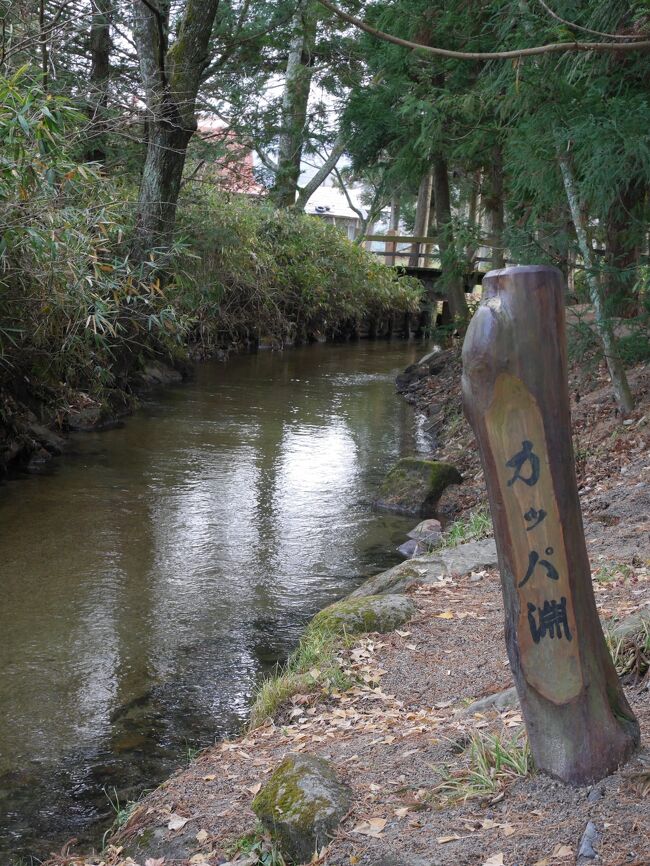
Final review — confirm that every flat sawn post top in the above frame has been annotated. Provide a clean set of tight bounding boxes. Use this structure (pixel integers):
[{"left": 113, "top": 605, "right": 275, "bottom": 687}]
[{"left": 483, "top": 263, "right": 564, "bottom": 284}]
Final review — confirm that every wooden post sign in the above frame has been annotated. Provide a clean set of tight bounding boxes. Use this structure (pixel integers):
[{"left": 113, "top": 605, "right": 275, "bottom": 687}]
[{"left": 462, "top": 265, "right": 639, "bottom": 784}]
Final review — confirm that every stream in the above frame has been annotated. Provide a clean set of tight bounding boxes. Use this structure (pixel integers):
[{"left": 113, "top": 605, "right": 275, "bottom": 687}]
[{"left": 0, "top": 340, "right": 432, "bottom": 862}]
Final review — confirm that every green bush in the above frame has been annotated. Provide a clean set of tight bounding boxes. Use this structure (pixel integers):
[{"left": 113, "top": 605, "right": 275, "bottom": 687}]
[
  {"left": 0, "top": 73, "right": 421, "bottom": 421},
  {"left": 174, "top": 189, "right": 423, "bottom": 351},
  {"left": 0, "top": 71, "right": 187, "bottom": 401}
]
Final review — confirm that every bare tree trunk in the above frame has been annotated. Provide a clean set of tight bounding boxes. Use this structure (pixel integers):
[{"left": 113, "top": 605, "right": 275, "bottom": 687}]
[
  {"left": 483, "top": 146, "right": 505, "bottom": 269},
  {"left": 462, "top": 265, "right": 639, "bottom": 784},
  {"left": 131, "top": 0, "right": 220, "bottom": 264},
  {"left": 386, "top": 194, "right": 401, "bottom": 264},
  {"left": 432, "top": 154, "right": 468, "bottom": 321},
  {"left": 86, "top": 0, "right": 111, "bottom": 164},
  {"left": 272, "top": 0, "right": 318, "bottom": 208},
  {"left": 293, "top": 132, "right": 346, "bottom": 210},
  {"left": 605, "top": 178, "right": 644, "bottom": 317},
  {"left": 464, "top": 169, "right": 480, "bottom": 267},
  {"left": 556, "top": 144, "right": 634, "bottom": 413},
  {"left": 39, "top": 0, "right": 48, "bottom": 90},
  {"left": 408, "top": 171, "right": 432, "bottom": 267},
  {"left": 134, "top": 123, "right": 193, "bottom": 259},
  {"left": 389, "top": 194, "right": 401, "bottom": 233}
]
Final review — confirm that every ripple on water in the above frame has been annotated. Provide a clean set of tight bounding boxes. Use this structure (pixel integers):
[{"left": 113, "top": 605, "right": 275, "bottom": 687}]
[{"left": 0, "top": 340, "right": 431, "bottom": 860}]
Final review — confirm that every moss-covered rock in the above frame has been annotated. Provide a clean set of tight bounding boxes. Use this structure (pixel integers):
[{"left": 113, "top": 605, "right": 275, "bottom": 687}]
[
  {"left": 308, "top": 593, "right": 415, "bottom": 637},
  {"left": 349, "top": 558, "right": 447, "bottom": 598},
  {"left": 253, "top": 753, "right": 352, "bottom": 863},
  {"left": 374, "top": 457, "right": 462, "bottom": 517}
]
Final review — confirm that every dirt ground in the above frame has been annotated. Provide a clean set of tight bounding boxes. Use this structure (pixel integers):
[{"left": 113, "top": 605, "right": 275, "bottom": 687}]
[{"left": 46, "top": 355, "right": 649, "bottom": 866}]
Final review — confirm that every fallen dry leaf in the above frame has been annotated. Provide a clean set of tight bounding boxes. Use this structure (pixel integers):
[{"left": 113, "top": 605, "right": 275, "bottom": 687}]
[
  {"left": 220, "top": 856, "right": 257, "bottom": 866},
  {"left": 393, "top": 807, "right": 410, "bottom": 818},
  {"left": 167, "top": 813, "right": 189, "bottom": 831},
  {"left": 435, "top": 611, "right": 454, "bottom": 619},
  {"left": 553, "top": 844, "right": 573, "bottom": 858},
  {"left": 202, "top": 774, "right": 216, "bottom": 782},
  {"left": 195, "top": 829, "right": 209, "bottom": 844},
  {"left": 437, "top": 834, "right": 461, "bottom": 844},
  {"left": 352, "top": 817, "right": 387, "bottom": 838},
  {"left": 501, "top": 822, "right": 515, "bottom": 837},
  {"left": 482, "top": 854, "right": 504, "bottom": 866},
  {"left": 248, "top": 782, "right": 262, "bottom": 795},
  {"left": 145, "top": 859, "right": 164, "bottom": 866}
]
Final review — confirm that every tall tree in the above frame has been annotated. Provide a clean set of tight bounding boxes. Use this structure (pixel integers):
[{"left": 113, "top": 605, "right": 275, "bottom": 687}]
[
  {"left": 86, "top": 0, "right": 111, "bottom": 163},
  {"left": 272, "top": 0, "right": 319, "bottom": 207},
  {"left": 131, "top": 0, "right": 220, "bottom": 262}
]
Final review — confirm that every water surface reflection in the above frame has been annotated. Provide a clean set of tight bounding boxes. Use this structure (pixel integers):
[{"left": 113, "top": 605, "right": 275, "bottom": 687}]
[{"left": 0, "top": 340, "right": 430, "bottom": 859}]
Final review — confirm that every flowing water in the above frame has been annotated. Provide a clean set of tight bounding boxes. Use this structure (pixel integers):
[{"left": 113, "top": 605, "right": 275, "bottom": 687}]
[{"left": 0, "top": 340, "right": 432, "bottom": 861}]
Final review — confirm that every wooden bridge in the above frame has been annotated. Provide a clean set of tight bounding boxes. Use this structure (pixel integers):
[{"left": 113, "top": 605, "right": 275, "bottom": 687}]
[{"left": 364, "top": 233, "right": 488, "bottom": 295}]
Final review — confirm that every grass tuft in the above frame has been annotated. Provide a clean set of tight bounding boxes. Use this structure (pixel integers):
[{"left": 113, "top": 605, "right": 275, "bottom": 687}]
[
  {"left": 101, "top": 787, "right": 141, "bottom": 848},
  {"left": 227, "top": 826, "right": 288, "bottom": 865},
  {"left": 431, "top": 730, "right": 532, "bottom": 804},
  {"left": 435, "top": 505, "right": 493, "bottom": 550},
  {"left": 249, "top": 627, "right": 355, "bottom": 729},
  {"left": 605, "top": 621, "right": 650, "bottom": 683},
  {"left": 593, "top": 562, "right": 632, "bottom": 584}
]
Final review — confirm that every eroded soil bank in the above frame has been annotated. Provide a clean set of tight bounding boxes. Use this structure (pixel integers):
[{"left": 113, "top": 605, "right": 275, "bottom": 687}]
[{"left": 41, "top": 352, "right": 650, "bottom": 866}]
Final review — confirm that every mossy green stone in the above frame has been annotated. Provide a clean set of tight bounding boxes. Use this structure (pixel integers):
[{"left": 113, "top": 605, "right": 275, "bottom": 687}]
[
  {"left": 253, "top": 753, "right": 351, "bottom": 863},
  {"left": 374, "top": 457, "right": 463, "bottom": 517},
  {"left": 308, "top": 593, "right": 416, "bottom": 637}
]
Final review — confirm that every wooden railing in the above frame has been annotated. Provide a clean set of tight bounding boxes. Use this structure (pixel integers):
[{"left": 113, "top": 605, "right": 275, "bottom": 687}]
[
  {"left": 363, "top": 232, "right": 513, "bottom": 269},
  {"left": 363, "top": 233, "right": 438, "bottom": 267}
]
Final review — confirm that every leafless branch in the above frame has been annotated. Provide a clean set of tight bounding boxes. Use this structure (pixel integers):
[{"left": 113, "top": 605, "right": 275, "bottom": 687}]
[{"left": 315, "top": 0, "right": 650, "bottom": 60}]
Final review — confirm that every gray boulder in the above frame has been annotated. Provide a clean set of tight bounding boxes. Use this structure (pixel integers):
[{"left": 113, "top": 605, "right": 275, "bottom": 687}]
[
  {"left": 464, "top": 686, "right": 518, "bottom": 716},
  {"left": 608, "top": 603, "right": 650, "bottom": 640},
  {"left": 253, "top": 754, "right": 352, "bottom": 863},
  {"left": 27, "top": 422, "right": 66, "bottom": 454},
  {"left": 118, "top": 824, "right": 197, "bottom": 864},
  {"left": 395, "top": 348, "right": 454, "bottom": 392},
  {"left": 351, "top": 537, "right": 498, "bottom": 598},
  {"left": 437, "top": 537, "right": 498, "bottom": 576},
  {"left": 407, "top": 518, "right": 443, "bottom": 544},
  {"left": 397, "top": 539, "right": 429, "bottom": 558},
  {"left": 135, "top": 361, "right": 183, "bottom": 388}
]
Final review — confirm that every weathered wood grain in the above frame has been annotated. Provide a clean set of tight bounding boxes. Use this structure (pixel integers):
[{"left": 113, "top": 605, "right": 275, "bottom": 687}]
[{"left": 462, "top": 265, "right": 639, "bottom": 784}]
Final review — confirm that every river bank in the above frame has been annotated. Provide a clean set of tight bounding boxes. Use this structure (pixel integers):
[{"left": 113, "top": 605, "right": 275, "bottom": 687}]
[
  {"left": 0, "top": 177, "right": 424, "bottom": 482},
  {"left": 42, "top": 349, "right": 650, "bottom": 866},
  {"left": 0, "top": 325, "right": 425, "bottom": 481},
  {"left": 58, "top": 514, "right": 649, "bottom": 866}
]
